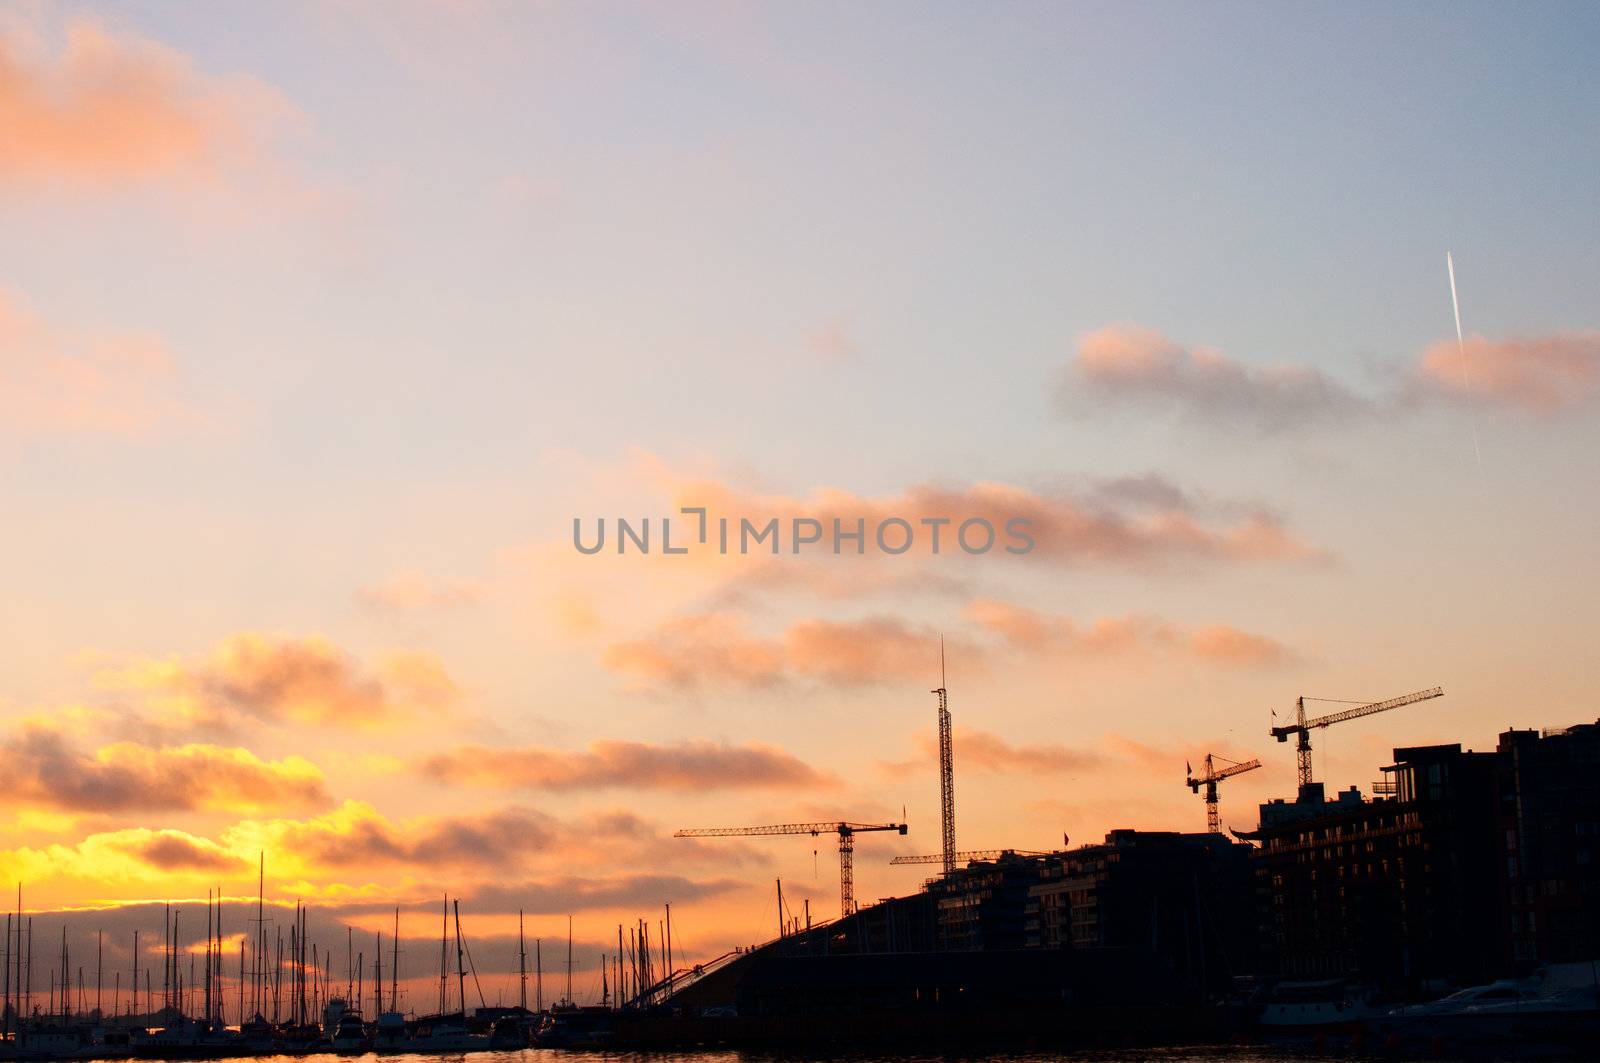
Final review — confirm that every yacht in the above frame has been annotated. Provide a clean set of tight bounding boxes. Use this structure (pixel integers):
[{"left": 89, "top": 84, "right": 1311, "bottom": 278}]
[
  {"left": 371, "top": 1011, "right": 408, "bottom": 1053},
  {"left": 1376, "top": 961, "right": 1600, "bottom": 1048}
]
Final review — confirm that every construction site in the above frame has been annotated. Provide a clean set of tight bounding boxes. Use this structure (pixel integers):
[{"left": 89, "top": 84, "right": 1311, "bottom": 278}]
[{"left": 606, "top": 676, "right": 1600, "bottom": 1054}]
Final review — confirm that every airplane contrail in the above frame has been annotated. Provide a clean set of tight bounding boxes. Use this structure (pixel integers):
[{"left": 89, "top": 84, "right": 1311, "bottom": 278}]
[{"left": 1446, "top": 251, "right": 1484, "bottom": 470}]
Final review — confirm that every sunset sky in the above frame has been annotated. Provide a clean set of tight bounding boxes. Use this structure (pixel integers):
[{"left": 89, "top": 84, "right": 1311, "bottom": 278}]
[{"left": 3, "top": 1, "right": 1598, "bottom": 1012}]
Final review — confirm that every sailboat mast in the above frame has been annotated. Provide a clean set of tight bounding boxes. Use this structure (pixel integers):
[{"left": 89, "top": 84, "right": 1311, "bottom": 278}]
[
  {"left": 255, "top": 853, "right": 264, "bottom": 1017},
  {"left": 452, "top": 900, "right": 465, "bottom": 1019},
  {"left": 389, "top": 908, "right": 399, "bottom": 1013},
  {"left": 274, "top": 926, "right": 282, "bottom": 1023},
  {"left": 565, "top": 916, "right": 572, "bottom": 1006},
  {"left": 3, "top": 911, "right": 10, "bottom": 1038},
  {"left": 204, "top": 891, "right": 213, "bottom": 1022},
  {"left": 162, "top": 905, "right": 170, "bottom": 1014},
  {"left": 517, "top": 911, "right": 526, "bottom": 1011},
  {"left": 216, "top": 889, "right": 224, "bottom": 1024},
  {"left": 437, "top": 895, "right": 447, "bottom": 1016},
  {"left": 298, "top": 903, "right": 307, "bottom": 1026}
]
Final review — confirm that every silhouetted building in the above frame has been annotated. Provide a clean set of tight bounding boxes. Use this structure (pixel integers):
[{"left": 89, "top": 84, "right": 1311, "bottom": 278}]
[
  {"left": 1026, "top": 830, "right": 1254, "bottom": 997},
  {"left": 927, "top": 851, "right": 1051, "bottom": 951},
  {"left": 1250, "top": 720, "right": 1600, "bottom": 992},
  {"left": 1496, "top": 721, "right": 1600, "bottom": 966}
]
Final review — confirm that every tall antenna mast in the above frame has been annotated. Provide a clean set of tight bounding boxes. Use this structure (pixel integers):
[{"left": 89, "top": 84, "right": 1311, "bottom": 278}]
[{"left": 933, "top": 636, "right": 956, "bottom": 876}]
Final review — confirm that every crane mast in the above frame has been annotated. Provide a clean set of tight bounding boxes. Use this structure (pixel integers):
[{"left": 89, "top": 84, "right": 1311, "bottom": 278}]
[
  {"left": 933, "top": 638, "right": 955, "bottom": 876},
  {"left": 1270, "top": 686, "right": 1443, "bottom": 787},
  {"left": 1185, "top": 753, "right": 1262, "bottom": 833}
]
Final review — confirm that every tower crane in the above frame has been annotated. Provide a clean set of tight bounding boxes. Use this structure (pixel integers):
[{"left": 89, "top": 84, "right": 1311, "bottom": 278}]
[
  {"left": 1270, "top": 686, "right": 1443, "bottom": 787},
  {"left": 889, "top": 849, "right": 1046, "bottom": 866},
  {"left": 673, "top": 821, "right": 907, "bottom": 919},
  {"left": 933, "top": 638, "right": 956, "bottom": 876},
  {"left": 1185, "top": 754, "right": 1261, "bottom": 833}
]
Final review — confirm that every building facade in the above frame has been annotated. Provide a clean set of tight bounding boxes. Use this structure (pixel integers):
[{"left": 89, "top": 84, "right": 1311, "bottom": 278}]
[
  {"left": 1025, "top": 830, "right": 1254, "bottom": 997},
  {"left": 1250, "top": 720, "right": 1600, "bottom": 991}
]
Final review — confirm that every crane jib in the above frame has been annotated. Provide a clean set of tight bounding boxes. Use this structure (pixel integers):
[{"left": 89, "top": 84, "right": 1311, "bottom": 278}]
[{"left": 1271, "top": 686, "right": 1443, "bottom": 738}]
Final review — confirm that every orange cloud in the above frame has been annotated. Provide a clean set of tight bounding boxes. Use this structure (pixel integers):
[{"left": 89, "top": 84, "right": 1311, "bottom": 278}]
[
  {"left": 420, "top": 738, "right": 829, "bottom": 792},
  {"left": 214, "top": 801, "right": 768, "bottom": 894},
  {"left": 605, "top": 600, "right": 1290, "bottom": 690},
  {"left": 602, "top": 612, "right": 785, "bottom": 687},
  {"left": 0, "top": 798, "right": 765, "bottom": 909},
  {"left": 0, "top": 826, "right": 247, "bottom": 890},
  {"left": 461, "top": 874, "right": 744, "bottom": 915},
  {"left": 602, "top": 612, "right": 951, "bottom": 688},
  {"left": 1416, "top": 332, "right": 1600, "bottom": 413},
  {"left": 1187, "top": 624, "right": 1295, "bottom": 665},
  {"left": 0, "top": 287, "right": 187, "bottom": 436},
  {"left": 965, "top": 598, "right": 1295, "bottom": 666},
  {"left": 0, "top": 17, "right": 288, "bottom": 184},
  {"left": 882, "top": 727, "right": 1102, "bottom": 778},
  {"left": 654, "top": 461, "right": 1324, "bottom": 566},
  {"left": 2, "top": 725, "right": 329, "bottom": 814},
  {"left": 1067, "top": 322, "right": 1367, "bottom": 431},
  {"left": 119, "top": 830, "right": 248, "bottom": 873},
  {"left": 101, "top": 633, "right": 458, "bottom": 731},
  {"left": 784, "top": 616, "right": 943, "bottom": 684}
]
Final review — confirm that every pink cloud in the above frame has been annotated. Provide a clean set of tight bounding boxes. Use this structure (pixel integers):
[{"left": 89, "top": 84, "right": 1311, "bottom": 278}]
[
  {"left": 965, "top": 598, "right": 1295, "bottom": 666},
  {"left": 601, "top": 612, "right": 786, "bottom": 688},
  {"left": 602, "top": 611, "right": 952, "bottom": 689},
  {"left": 881, "top": 727, "right": 1102, "bottom": 778},
  {"left": 604, "top": 600, "right": 1290, "bottom": 691},
  {"left": 101, "top": 633, "right": 459, "bottom": 731},
  {"left": 783, "top": 616, "right": 941, "bottom": 684},
  {"left": 1416, "top": 332, "right": 1600, "bottom": 413},
  {"left": 0, "top": 17, "right": 289, "bottom": 185},
  {"left": 1068, "top": 322, "right": 1367, "bottom": 431},
  {"left": 647, "top": 458, "right": 1326, "bottom": 568}
]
